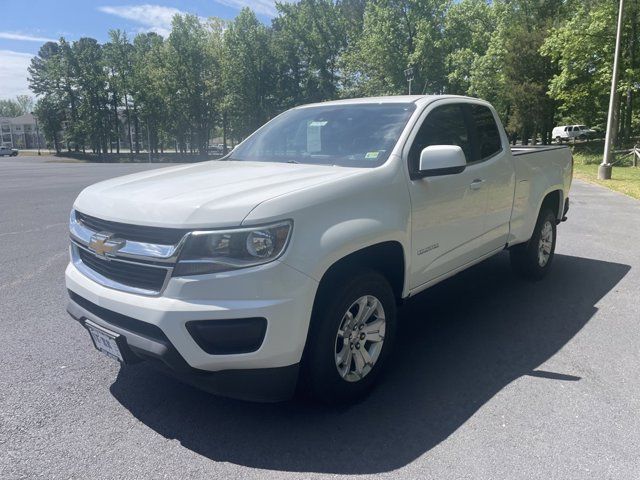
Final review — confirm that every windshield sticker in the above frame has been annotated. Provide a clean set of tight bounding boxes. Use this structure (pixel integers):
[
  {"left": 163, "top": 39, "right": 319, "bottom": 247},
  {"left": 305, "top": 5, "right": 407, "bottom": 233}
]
[
  {"left": 365, "top": 151, "right": 380, "bottom": 159},
  {"left": 309, "top": 120, "right": 328, "bottom": 127},
  {"left": 307, "top": 123, "right": 322, "bottom": 152}
]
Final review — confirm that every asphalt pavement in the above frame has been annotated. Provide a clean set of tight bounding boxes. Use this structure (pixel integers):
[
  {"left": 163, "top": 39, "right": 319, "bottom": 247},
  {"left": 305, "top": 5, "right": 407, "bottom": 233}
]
[{"left": 1, "top": 156, "right": 639, "bottom": 479}]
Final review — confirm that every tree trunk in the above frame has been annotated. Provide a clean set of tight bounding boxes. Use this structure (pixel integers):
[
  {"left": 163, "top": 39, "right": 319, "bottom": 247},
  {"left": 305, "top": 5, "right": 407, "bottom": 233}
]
[
  {"left": 223, "top": 110, "right": 228, "bottom": 155},
  {"left": 111, "top": 89, "right": 120, "bottom": 154},
  {"left": 625, "top": 1, "right": 637, "bottom": 144},
  {"left": 124, "top": 92, "right": 133, "bottom": 158},
  {"left": 133, "top": 103, "right": 140, "bottom": 154}
]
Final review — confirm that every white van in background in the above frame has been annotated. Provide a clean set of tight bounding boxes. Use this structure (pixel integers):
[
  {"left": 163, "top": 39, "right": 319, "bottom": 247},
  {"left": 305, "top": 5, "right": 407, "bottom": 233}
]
[{"left": 552, "top": 125, "right": 594, "bottom": 142}]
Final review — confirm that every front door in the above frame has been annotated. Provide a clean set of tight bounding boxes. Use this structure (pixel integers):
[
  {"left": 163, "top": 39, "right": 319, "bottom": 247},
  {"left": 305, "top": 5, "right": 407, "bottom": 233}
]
[{"left": 405, "top": 102, "right": 491, "bottom": 290}]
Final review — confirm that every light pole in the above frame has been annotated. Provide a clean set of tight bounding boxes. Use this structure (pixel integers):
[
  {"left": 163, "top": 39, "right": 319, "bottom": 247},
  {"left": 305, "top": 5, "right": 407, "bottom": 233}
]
[
  {"left": 404, "top": 67, "right": 414, "bottom": 95},
  {"left": 600, "top": 0, "right": 626, "bottom": 180},
  {"left": 31, "top": 111, "right": 42, "bottom": 156}
]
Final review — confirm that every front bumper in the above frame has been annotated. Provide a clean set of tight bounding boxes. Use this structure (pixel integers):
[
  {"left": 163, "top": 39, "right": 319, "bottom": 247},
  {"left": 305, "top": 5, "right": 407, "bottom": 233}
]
[
  {"left": 67, "top": 295, "right": 299, "bottom": 402},
  {"left": 65, "top": 258, "right": 318, "bottom": 401}
]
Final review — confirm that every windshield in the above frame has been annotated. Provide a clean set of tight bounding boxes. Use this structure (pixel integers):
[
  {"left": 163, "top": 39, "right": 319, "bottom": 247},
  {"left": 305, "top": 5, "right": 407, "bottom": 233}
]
[{"left": 228, "top": 103, "right": 416, "bottom": 167}]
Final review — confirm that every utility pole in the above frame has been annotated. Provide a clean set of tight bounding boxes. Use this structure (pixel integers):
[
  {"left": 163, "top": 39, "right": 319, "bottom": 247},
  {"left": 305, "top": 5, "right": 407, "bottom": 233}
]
[{"left": 600, "top": 0, "right": 626, "bottom": 180}]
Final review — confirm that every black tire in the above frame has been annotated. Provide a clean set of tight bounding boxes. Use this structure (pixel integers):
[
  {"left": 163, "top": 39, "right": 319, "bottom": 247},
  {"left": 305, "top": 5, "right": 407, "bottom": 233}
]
[
  {"left": 302, "top": 270, "right": 397, "bottom": 404},
  {"left": 556, "top": 136, "right": 562, "bottom": 144},
  {"left": 510, "top": 208, "right": 557, "bottom": 281}
]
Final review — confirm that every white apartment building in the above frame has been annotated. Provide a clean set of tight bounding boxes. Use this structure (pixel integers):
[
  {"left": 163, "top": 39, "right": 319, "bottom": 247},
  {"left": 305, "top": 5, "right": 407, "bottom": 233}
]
[{"left": 0, "top": 113, "right": 44, "bottom": 149}]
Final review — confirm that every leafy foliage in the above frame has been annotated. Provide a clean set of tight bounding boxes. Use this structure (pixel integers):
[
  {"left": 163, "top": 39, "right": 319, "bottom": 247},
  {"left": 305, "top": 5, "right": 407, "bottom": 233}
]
[{"left": 26, "top": 0, "right": 640, "bottom": 153}]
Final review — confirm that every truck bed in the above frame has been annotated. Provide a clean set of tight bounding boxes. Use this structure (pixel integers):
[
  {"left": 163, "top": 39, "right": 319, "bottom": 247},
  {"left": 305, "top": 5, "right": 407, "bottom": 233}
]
[
  {"left": 510, "top": 145, "right": 569, "bottom": 156},
  {"left": 507, "top": 143, "right": 573, "bottom": 246}
]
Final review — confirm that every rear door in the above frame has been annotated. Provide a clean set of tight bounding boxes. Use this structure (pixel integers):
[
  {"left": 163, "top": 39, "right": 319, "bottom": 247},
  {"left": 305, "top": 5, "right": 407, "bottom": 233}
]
[{"left": 467, "top": 103, "right": 515, "bottom": 250}]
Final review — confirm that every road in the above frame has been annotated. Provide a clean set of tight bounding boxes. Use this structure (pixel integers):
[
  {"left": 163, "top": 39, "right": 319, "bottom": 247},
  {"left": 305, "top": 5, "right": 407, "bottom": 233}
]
[{"left": 1, "top": 156, "right": 639, "bottom": 479}]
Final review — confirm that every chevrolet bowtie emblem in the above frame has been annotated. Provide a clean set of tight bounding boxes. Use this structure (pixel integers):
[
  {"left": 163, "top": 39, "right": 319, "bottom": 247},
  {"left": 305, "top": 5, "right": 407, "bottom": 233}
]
[{"left": 88, "top": 232, "right": 125, "bottom": 257}]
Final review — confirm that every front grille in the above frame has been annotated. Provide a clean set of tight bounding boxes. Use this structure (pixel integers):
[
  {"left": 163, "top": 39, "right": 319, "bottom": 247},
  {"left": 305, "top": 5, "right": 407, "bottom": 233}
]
[
  {"left": 78, "top": 248, "right": 168, "bottom": 292},
  {"left": 76, "top": 211, "right": 188, "bottom": 245}
]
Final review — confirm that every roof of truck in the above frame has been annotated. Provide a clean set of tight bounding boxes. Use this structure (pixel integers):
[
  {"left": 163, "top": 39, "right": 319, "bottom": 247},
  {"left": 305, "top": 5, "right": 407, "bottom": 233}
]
[{"left": 296, "top": 94, "right": 484, "bottom": 109}]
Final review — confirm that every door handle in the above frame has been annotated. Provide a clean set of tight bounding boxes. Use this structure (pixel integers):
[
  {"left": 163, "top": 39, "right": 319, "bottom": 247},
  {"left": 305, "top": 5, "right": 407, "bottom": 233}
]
[{"left": 470, "top": 179, "right": 485, "bottom": 190}]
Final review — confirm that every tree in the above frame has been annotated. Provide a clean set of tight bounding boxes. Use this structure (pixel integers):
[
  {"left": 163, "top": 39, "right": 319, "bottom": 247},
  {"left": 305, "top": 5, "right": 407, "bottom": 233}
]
[
  {"left": 104, "top": 30, "right": 136, "bottom": 154},
  {"left": 15, "top": 95, "right": 34, "bottom": 115},
  {"left": 23, "top": 0, "right": 640, "bottom": 158},
  {"left": 443, "top": 0, "right": 497, "bottom": 95},
  {"left": 71, "top": 37, "right": 110, "bottom": 153},
  {"left": 342, "top": 0, "right": 450, "bottom": 97},
  {"left": 34, "top": 96, "right": 63, "bottom": 153},
  {"left": 0, "top": 99, "right": 22, "bottom": 117},
  {"left": 163, "top": 14, "right": 220, "bottom": 154},
  {"left": 542, "top": 0, "right": 639, "bottom": 144},
  {"left": 469, "top": 0, "right": 562, "bottom": 144},
  {"left": 221, "top": 8, "right": 274, "bottom": 141},
  {"left": 28, "top": 41, "right": 72, "bottom": 151},
  {"left": 132, "top": 32, "right": 169, "bottom": 154},
  {"left": 0, "top": 96, "right": 34, "bottom": 116},
  {"left": 272, "top": 0, "right": 349, "bottom": 107}
]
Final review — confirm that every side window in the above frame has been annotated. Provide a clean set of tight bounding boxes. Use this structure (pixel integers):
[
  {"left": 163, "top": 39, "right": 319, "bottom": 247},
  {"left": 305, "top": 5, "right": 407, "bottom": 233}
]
[
  {"left": 408, "top": 104, "right": 472, "bottom": 172},
  {"left": 469, "top": 104, "right": 502, "bottom": 160}
]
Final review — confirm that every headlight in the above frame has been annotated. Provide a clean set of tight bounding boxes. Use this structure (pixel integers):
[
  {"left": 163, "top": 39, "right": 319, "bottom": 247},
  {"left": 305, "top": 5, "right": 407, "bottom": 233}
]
[{"left": 173, "top": 221, "right": 292, "bottom": 276}]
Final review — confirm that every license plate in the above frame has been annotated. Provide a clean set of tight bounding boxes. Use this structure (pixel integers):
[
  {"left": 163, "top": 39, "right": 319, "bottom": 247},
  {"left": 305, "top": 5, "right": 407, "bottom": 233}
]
[{"left": 86, "top": 321, "right": 124, "bottom": 362}]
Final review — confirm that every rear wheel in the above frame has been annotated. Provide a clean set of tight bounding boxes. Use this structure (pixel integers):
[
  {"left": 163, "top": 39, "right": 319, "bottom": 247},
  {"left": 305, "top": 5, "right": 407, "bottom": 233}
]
[
  {"left": 510, "top": 209, "right": 557, "bottom": 281},
  {"left": 556, "top": 136, "right": 562, "bottom": 144},
  {"left": 303, "top": 270, "right": 396, "bottom": 404}
]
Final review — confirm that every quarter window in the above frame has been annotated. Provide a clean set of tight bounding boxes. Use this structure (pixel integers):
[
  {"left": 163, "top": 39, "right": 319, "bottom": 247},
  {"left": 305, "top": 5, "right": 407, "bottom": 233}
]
[{"left": 469, "top": 104, "right": 502, "bottom": 160}]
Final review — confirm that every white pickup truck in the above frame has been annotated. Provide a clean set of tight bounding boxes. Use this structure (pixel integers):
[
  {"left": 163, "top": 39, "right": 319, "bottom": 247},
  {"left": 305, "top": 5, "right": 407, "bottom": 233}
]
[{"left": 66, "top": 95, "right": 572, "bottom": 403}]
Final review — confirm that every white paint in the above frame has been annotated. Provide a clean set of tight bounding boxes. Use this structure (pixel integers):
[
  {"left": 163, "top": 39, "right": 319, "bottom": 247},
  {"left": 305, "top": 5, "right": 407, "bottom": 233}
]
[{"left": 68, "top": 95, "right": 573, "bottom": 374}]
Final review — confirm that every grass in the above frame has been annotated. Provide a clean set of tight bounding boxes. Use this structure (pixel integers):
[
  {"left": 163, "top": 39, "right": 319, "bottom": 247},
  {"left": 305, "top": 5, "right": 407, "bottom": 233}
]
[{"left": 572, "top": 150, "right": 640, "bottom": 200}]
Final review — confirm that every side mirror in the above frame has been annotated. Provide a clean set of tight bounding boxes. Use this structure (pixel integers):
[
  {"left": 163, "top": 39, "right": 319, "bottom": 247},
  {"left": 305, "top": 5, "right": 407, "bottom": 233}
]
[{"left": 417, "top": 145, "right": 467, "bottom": 178}]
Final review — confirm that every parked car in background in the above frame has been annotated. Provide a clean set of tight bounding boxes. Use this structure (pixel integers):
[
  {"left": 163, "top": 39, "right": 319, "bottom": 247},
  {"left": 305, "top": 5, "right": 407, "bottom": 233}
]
[
  {"left": 552, "top": 125, "right": 594, "bottom": 142},
  {"left": 208, "top": 143, "right": 228, "bottom": 154},
  {"left": 0, "top": 145, "right": 18, "bottom": 156},
  {"left": 66, "top": 95, "right": 573, "bottom": 403}
]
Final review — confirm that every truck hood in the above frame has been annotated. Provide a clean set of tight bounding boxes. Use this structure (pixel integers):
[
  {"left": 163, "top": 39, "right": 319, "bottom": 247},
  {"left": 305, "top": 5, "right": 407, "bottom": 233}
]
[{"left": 74, "top": 160, "right": 362, "bottom": 228}]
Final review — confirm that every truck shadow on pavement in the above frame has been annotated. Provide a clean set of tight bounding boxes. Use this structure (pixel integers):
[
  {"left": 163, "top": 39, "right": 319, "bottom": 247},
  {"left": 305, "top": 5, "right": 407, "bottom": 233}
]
[{"left": 110, "top": 252, "right": 630, "bottom": 474}]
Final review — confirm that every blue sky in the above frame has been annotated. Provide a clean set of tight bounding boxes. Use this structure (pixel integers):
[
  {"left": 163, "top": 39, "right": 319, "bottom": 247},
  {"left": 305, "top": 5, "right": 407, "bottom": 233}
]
[{"left": 0, "top": 0, "right": 285, "bottom": 100}]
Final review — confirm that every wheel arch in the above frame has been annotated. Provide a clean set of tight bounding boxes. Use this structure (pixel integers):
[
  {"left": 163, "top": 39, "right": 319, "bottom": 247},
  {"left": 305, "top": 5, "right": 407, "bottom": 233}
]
[
  {"left": 539, "top": 188, "right": 563, "bottom": 221},
  {"left": 313, "top": 241, "right": 406, "bottom": 310}
]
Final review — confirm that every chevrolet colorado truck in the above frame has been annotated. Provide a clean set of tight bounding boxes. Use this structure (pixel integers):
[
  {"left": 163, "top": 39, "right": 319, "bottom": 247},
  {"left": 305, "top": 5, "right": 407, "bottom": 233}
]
[{"left": 66, "top": 95, "right": 572, "bottom": 403}]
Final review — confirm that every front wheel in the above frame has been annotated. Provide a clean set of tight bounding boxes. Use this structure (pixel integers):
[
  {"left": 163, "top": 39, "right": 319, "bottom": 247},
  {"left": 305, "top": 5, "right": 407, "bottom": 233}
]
[
  {"left": 303, "top": 270, "right": 396, "bottom": 404},
  {"left": 510, "top": 209, "right": 557, "bottom": 281}
]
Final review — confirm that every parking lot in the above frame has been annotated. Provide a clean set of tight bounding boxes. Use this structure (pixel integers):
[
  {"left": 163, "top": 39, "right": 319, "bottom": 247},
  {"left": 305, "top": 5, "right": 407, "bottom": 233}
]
[{"left": 1, "top": 156, "right": 640, "bottom": 479}]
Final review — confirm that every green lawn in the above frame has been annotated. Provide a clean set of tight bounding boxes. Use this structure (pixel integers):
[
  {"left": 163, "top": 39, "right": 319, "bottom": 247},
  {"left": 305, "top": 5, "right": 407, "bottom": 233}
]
[{"left": 572, "top": 152, "right": 640, "bottom": 200}]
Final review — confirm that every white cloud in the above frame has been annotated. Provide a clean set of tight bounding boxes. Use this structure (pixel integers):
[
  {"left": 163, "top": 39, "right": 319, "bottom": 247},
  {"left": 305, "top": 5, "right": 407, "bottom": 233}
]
[
  {"left": 0, "top": 32, "right": 56, "bottom": 43},
  {"left": 215, "top": 0, "right": 289, "bottom": 17},
  {"left": 0, "top": 50, "right": 33, "bottom": 100},
  {"left": 98, "top": 4, "right": 187, "bottom": 36}
]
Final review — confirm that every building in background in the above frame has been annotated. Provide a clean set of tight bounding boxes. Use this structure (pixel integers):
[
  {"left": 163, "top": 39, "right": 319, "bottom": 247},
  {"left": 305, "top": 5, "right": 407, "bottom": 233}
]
[{"left": 0, "top": 113, "right": 44, "bottom": 149}]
